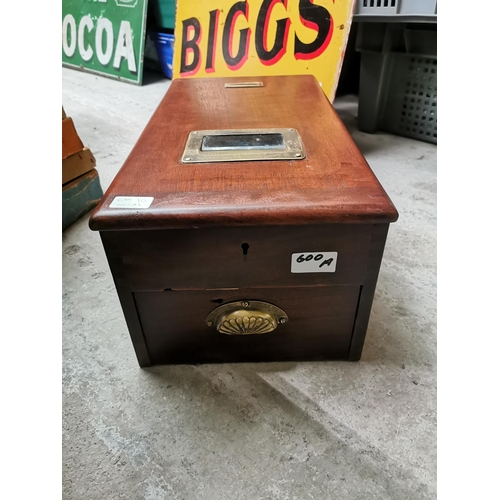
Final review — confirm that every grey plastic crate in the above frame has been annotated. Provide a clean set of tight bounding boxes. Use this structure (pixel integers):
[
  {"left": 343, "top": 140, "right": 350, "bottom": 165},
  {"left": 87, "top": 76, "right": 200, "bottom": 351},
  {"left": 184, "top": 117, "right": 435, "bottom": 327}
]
[
  {"left": 355, "top": 0, "right": 437, "bottom": 17},
  {"left": 381, "top": 54, "right": 436, "bottom": 142},
  {"left": 356, "top": 22, "right": 437, "bottom": 144}
]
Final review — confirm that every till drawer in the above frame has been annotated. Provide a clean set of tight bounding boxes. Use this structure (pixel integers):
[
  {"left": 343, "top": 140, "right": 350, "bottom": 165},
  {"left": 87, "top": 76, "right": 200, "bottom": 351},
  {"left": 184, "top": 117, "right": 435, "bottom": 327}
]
[{"left": 134, "top": 285, "right": 361, "bottom": 364}]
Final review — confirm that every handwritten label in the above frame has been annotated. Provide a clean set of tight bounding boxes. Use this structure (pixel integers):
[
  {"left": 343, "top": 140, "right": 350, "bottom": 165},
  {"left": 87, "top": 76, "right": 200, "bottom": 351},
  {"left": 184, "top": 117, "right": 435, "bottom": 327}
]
[
  {"left": 109, "top": 196, "right": 154, "bottom": 209},
  {"left": 291, "top": 252, "right": 337, "bottom": 273}
]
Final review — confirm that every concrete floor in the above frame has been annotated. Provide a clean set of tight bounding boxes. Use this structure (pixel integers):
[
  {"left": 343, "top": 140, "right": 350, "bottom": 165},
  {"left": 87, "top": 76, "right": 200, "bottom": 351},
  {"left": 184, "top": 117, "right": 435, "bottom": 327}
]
[{"left": 62, "top": 68, "right": 436, "bottom": 499}]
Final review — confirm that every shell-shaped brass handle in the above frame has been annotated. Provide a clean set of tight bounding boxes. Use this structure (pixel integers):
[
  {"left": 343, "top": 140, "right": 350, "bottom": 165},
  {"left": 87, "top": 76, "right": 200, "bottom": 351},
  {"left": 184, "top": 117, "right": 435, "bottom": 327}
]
[{"left": 206, "top": 300, "right": 288, "bottom": 335}]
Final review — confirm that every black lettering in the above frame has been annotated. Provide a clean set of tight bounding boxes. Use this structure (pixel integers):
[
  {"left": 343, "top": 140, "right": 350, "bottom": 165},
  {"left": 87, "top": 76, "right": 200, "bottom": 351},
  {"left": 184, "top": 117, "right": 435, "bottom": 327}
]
[
  {"left": 205, "top": 10, "right": 219, "bottom": 72},
  {"left": 305, "top": 254, "right": 313, "bottom": 261},
  {"left": 314, "top": 254, "right": 323, "bottom": 261},
  {"left": 294, "top": 0, "right": 333, "bottom": 60},
  {"left": 255, "top": 0, "right": 289, "bottom": 64},
  {"left": 296, "top": 254, "right": 305, "bottom": 263},
  {"left": 180, "top": 17, "right": 201, "bottom": 74},
  {"left": 319, "top": 258, "right": 334, "bottom": 268},
  {"left": 222, "top": 1, "right": 250, "bottom": 68}
]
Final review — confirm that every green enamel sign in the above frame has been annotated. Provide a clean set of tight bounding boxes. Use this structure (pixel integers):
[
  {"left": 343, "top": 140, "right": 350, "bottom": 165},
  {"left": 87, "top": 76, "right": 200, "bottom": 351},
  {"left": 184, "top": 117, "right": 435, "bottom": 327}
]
[{"left": 62, "top": 0, "right": 148, "bottom": 85}]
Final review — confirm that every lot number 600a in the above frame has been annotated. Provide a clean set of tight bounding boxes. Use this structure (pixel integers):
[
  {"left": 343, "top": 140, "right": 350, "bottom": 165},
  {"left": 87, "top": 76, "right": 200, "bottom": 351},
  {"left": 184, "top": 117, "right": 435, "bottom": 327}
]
[
  {"left": 296, "top": 253, "right": 334, "bottom": 268},
  {"left": 291, "top": 251, "right": 337, "bottom": 273}
]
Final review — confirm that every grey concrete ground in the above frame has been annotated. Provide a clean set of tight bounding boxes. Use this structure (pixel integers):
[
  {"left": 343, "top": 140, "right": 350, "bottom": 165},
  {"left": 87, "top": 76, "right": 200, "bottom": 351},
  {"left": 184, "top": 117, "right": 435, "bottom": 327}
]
[{"left": 62, "top": 68, "right": 436, "bottom": 499}]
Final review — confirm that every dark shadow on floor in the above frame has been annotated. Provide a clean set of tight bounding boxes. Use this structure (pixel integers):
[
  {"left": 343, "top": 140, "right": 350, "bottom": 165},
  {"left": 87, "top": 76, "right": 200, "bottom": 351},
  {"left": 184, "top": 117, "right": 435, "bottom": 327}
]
[{"left": 142, "top": 68, "right": 170, "bottom": 86}]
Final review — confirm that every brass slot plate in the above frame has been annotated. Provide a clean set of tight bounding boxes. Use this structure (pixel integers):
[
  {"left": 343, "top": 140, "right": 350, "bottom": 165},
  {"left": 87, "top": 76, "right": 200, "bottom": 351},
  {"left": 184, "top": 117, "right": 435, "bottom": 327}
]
[
  {"left": 225, "top": 82, "right": 263, "bottom": 88},
  {"left": 181, "top": 128, "right": 305, "bottom": 164}
]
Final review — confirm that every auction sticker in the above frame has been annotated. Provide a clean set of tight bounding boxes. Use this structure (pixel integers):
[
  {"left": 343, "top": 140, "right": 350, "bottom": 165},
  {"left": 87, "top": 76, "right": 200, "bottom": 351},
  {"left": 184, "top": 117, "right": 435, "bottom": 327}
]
[
  {"left": 109, "top": 196, "right": 154, "bottom": 208},
  {"left": 291, "top": 252, "right": 338, "bottom": 273}
]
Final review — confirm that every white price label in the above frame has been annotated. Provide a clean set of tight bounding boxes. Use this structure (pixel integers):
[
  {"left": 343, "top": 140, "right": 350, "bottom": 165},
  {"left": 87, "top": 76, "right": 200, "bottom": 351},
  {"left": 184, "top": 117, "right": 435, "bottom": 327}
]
[
  {"left": 291, "top": 252, "right": 338, "bottom": 273},
  {"left": 109, "top": 196, "right": 154, "bottom": 209}
]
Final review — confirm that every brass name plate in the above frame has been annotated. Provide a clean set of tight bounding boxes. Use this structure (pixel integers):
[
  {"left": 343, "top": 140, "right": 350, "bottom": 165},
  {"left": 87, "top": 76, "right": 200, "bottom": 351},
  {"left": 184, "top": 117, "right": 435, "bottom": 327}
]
[{"left": 181, "top": 128, "right": 305, "bottom": 164}]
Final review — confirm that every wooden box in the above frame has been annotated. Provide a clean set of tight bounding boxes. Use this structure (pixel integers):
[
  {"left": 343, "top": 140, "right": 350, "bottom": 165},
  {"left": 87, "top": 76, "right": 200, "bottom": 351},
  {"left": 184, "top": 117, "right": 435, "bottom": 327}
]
[{"left": 89, "top": 75, "right": 398, "bottom": 367}]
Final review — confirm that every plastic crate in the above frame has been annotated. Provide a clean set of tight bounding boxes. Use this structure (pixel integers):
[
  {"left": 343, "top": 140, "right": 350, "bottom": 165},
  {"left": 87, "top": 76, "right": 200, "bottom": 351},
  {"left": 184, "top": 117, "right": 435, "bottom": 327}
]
[
  {"left": 356, "top": 22, "right": 437, "bottom": 144},
  {"left": 151, "top": 32, "right": 174, "bottom": 79},
  {"left": 355, "top": 0, "right": 437, "bottom": 18}
]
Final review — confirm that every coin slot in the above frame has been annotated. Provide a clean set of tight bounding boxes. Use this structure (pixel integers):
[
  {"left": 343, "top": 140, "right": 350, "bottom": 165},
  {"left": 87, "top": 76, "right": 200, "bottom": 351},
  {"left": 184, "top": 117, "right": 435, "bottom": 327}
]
[
  {"left": 201, "top": 133, "right": 285, "bottom": 152},
  {"left": 224, "top": 82, "right": 263, "bottom": 88}
]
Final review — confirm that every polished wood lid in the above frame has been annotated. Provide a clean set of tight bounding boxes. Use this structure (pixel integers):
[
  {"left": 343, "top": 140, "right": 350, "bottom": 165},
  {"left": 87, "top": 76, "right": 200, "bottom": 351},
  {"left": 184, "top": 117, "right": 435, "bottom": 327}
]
[{"left": 90, "top": 75, "right": 398, "bottom": 231}]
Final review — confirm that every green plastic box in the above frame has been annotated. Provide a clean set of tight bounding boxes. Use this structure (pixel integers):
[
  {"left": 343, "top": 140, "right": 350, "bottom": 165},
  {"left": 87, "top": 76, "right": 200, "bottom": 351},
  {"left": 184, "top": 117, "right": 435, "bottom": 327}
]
[{"left": 151, "top": 0, "right": 176, "bottom": 30}]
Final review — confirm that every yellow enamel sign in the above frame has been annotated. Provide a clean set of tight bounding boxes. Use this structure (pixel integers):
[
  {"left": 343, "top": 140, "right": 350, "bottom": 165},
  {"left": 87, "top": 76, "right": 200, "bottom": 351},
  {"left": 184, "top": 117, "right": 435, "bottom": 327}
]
[{"left": 173, "top": 0, "right": 356, "bottom": 101}]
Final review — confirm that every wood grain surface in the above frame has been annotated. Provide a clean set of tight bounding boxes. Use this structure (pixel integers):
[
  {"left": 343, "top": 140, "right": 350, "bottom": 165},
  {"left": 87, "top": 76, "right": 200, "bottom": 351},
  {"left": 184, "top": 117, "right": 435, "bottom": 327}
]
[
  {"left": 63, "top": 147, "right": 96, "bottom": 185},
  {"left": 100, "top": 224, "right": 373, "bottom": 291},
  {"left": 62, "top": 117, "right": 84, "bottom": 160},
  {"left": 89, "top": 75, "right": 398, "bottom": 231}
]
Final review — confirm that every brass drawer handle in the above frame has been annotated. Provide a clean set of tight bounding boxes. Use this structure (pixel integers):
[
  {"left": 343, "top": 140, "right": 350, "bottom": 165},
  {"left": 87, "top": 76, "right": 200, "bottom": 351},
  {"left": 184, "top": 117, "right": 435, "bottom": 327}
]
[{"left": 206, "top": 300, "right": 288, "bottom": 335}]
